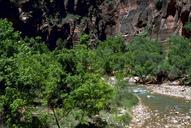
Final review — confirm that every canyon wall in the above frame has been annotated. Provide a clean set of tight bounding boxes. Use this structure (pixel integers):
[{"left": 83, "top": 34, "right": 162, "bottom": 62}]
[
  {"left": 118, "top": 0, "right": 191, "bottom": 41},
  {"left": 0, "top": 0, "right": 190, "bottom": 48},
  {"left": 0, "top": 0, "right": 118, "bottom": 48}
]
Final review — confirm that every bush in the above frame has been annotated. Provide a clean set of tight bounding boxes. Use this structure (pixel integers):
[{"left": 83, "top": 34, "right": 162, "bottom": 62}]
[
  {"left": 125, "top": 35, "right": 164, "bottom": 82},
  {"left": 184, "top": 22, "right": 191, "bottom": 31},
  {"left": 96, "top": 36, "right": 127, "bottom": 75},
  {"left": 166, "top": 36, "right": 191, "bottom": 83},
  {"left": 0, "top": 19, "right": 115, "bottom": 127}
]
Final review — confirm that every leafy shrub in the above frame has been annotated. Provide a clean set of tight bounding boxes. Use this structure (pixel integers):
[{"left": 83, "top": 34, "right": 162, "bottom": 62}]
[
  {"left": 184, "top": 22, "right": 191, "bottom": 31},
  {"left": 0, "top": 19, "right": 115, "bottom": 127},
  {"left": 96, "top": 36, "right": 127, "bottom": 75},
  {"left": 167, "top": 36, "right": 191, "bottom": 83},
  {"left": 125, "top": 35, "right": 164, "bottom": 81}
]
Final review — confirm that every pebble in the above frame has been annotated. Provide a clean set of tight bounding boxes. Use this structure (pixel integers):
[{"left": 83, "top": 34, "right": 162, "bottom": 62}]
[
  {"left": 146, "top": 83, "right": 191, "bottom": 100},
  {"left": 130, "top": 83, "right": 191, "bottom": 128},
  {"left": 171, "top": 119, "right": 178, "bottom": 123},
  {"left": 185, "top": 116, "right": 191, "bottom": 120}
]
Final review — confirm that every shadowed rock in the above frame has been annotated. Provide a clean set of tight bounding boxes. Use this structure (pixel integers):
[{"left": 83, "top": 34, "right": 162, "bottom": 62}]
[
  {"left": 0, "top": 0, "right": 190, "bottom": 49},
  {"left": 118, "top": 0, "right": 191, "bottom": 40}
]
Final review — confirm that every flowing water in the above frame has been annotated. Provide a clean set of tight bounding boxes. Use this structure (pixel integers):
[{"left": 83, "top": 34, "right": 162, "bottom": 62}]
[{"left": 128, "top": 85, "right": 191, "bottom": 128}]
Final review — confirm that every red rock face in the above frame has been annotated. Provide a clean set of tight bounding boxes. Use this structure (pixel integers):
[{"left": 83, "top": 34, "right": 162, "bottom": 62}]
[
  {"left": 118, "top": 0, "right": 191, "bottom": 40},
  {"left": 0, "top": 0, "right": 119, "bottom": 48},
  {"left": 0, "top": 0, "right": 190, "bottom": 47},
  {"left": 166, "top": 15, "right": 175, "bottom": 33}
]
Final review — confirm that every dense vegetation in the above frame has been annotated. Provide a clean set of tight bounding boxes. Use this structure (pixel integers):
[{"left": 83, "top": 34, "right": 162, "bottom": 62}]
[
  {"left": 0, "top": 19, "right": 137, "bottom": 128},
  {"left": 0, "top": 18, "right": 191, "bottom": 127}
]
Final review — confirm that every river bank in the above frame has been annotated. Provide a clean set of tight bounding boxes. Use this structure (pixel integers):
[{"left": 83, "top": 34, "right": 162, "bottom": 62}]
[
  {"left": 130, "top": 103, "right": 191, "bottom": 128},
  {"left": 126, "top": 76, "right": 191, "bottom": 100},
  {"left": 107, "top": 77, "right": 191, "bottom": 127},
  {"left": 129, "top": 102, "right": 151, "bottom": 128},
  {"left": 145, "top": 83, "right": 191, "bottom": 100},
  {"left": 128, "top": 83, "right": 191, "bottom": 128}
]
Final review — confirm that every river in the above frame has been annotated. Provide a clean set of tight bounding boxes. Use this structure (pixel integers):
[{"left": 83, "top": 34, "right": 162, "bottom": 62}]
[{"left": 128, "top": 84, "right": 191, "bottom": 128}]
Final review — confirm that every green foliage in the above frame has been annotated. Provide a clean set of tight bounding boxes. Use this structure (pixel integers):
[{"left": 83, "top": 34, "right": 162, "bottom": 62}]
[
  {"left": 112, "top": 81, "right": 138, "bottom": 109},
  {"left": 100, "top": 81, "right": 138, "bottom": 127},
  {"left": 25, "top": 37, "right": 49, "bottom": 54},
  {"left": 98, "top": 36, "right": 126, "bottom": 53},
  {"left": 184, "top": 22, "right": 191, "bottom": 31},
  {"left": 80, "top": 34, "right": 90, "bottom": 46},
  {"left": 14, "top": 53, "right": 64, "bottom": 102},
  {"left": 65, "top": 74, "right": 114, "bottom": 116},
  {"left": 0, "top": 87, "right": 33, "bottom": 128},
  {"left": 64, "top": 14, "right": 80, "bottom": 21},
  {"left": 126, "top": 35, "right": 164, "bottom": 80},
  {"left": 55, "top": 45, "right": 115, "bottom": 123},
  {"left": 0, "top": 19, "right": 21, "bottom": 57},
  {"left": 5, "top": 17, "right": 188, "bottom": 127},
  {"left": 96, "top": 36, "right": 127, "bottom": 75},
  {"left": 5, "top": 16, "right": 191, "bottom": 127},
  {"left": 166, "top": 36, "right": 191, "bottom": 82},
  {"left": 0, "top": 19, "right": 116, "bottom": 127},
  {"left": 55, "top": 44, "right": 98, "bottom": 75}
]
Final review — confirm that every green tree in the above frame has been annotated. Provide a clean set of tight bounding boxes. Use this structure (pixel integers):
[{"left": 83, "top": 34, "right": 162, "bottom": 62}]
[
  {"left": 0, "top": 19, "right": 138, "bottom": 127},
  {"left": 125, "top": 35, "right": 163, "bottom": 82},
  {"left": 184, "top": 22, "right": 191, "bottom": 31},
  {"left": 96, "top": 36, "right": 127, "bottom": 75},
  {"left": 167, "top": 36, "right": 191, "bottom": 83},
  {"left": 64, "top": 74, "right": 114, "bottom": 116}
]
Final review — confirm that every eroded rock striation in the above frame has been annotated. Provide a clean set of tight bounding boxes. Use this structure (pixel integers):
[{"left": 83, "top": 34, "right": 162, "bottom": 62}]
[
  {"left": 0, "top": 0, "right": 190, "bottom": 48},
  {"left": 0, "top": 0, "right": 118, "bottom": 48},
  {"left": 118, "top": 0, "right": 191, "bottom": 41}
]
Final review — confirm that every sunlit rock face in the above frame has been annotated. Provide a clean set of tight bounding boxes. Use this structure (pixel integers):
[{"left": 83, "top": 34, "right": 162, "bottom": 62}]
[
  {"left": 118, "top": 0, "right": 191, "bottom": 40},
  {"left": 0, "top": 0, "right": 190, "bottom": 48}
]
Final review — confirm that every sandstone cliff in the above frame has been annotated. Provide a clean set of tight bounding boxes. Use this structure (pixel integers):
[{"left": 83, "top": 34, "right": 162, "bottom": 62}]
[
  {"left": 0, "top": 0, "right": 118, "bottom": 48},
  {"left": 118, "top": 0, "right": 191, "bottom": 41},
  {"left": 0, "top": 0, "right": 190, "bottom": 48}
]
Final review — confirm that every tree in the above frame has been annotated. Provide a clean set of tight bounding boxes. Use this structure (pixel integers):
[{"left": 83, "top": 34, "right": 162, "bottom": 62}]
[
  {"left": 0, "top": 22, "right": 115, "bottom": 128},
  {"left": 125, "top": 35, "right": 163, "bottom": 82},
  {"left": 184, "top": 22, "right": 191, "bottom": 31},
  {"left": 96, "top": 36, "right": 127, "bottom": 75},
  {"left": 167, "top": 36, "right": 191, "bottom": 83},
  {"left": 64, "top": 73, "right": 114, "bottom": 116}
]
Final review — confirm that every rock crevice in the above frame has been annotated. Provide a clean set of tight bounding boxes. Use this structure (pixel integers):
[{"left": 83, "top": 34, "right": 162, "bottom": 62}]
[
  {"left": 118, "top": 0, "right": 191, "bottom": 40},
  {"left": 0, "top": 0, "right": 190, "bottom": 48}
]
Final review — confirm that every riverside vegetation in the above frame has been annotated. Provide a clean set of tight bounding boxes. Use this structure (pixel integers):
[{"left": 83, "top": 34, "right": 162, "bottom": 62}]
[{"left": 0, "top": 19, "right": 191, "bottom": 127}]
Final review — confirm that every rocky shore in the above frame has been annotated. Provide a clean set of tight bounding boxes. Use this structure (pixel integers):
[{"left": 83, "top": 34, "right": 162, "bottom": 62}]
[
  {"left": 143, "top": 110, "right": 191, "bottom": 128},
  {"left": 129, "top": 82, "right": 191, "bottom": 128},
  {"left": 146, "top": 83, "right": 191, "bottom": 100},
  {"left": 129, "top": 102, "right": 151, "bottom": 128},
  {"left": 130, "top": 101, "right": 191, "bottom": 128},
  {"left": 130, "top": 107, "right": 191, "bottom": 128}
]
